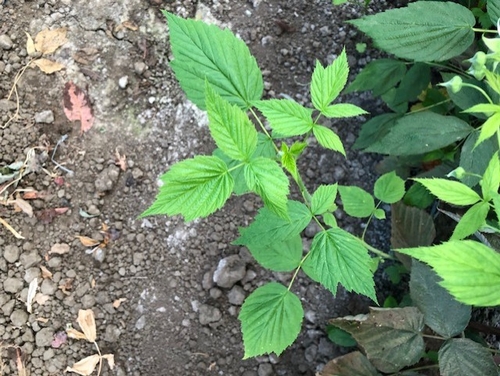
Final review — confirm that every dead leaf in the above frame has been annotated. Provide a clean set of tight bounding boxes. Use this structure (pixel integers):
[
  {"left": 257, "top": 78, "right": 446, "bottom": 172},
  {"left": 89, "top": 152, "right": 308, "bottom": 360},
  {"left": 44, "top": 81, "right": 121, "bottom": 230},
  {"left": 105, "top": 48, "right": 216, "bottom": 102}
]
[
  {"left": 122, "top": 20, "right": 138, "bottom": 31},
  {"left": 0, "top": 217, "right": 24, "bottom": 239},
  {"left": 73, "top": 48, "right": 99, "bottom": 65},
  {"left": 77, "top": 309, "right": 97, "bottom": 342},
  {"left": 66, "top": 328, "right": 87, "bottom": 340},
  {"left": 76, "top": 236, "right": 100, "bottom": 247},
  {"left": 35, "top": 292, "right": 50, "bottom": 305},
  {"left": 25, "top": 32, "right": 36, "bottom": 55},
  {"left": 32, "top": 58, "right": 65, "bottom": 74},
  {"left": 14, "top": 197, "right": 33, "bottom": 217},
  {"left": 63, "top": 81, "right": 94, "bottom": 133},
  {"left": 59, "top": 278, "right": 73, "bottom": 294},
  {"left": 22, "top": 190, "right": 47, "bottom": 200},
  {"left": 27, "top": 278, "right": 38, "bottom": 313},
  {"left": 14, "top": 348, "right": 27, "bottom": 376},
  {"left": 34, "top": 28, "right": 67, "bottom": 55},
  {"left": 40, "top": 265, "right": 53, "bottom": 279},
  {"left": 36, "top": 317, "right": 49, "bottom": 323},
  {"left": 114, "top": 149, "right": 127, "bottom": 171},
  {"left": 112, "top": 298, "right": 127, "bottom": 308},
  {"left": 54, "top": 207, "right": 69, "bottom": 214},
  {"left": 91, "top": 278, "right": 96, "bottom": 288},
  {"left": 49, "top": 243, "right": 70, "bottom": 255},
  {"left": 102, "top": 354, "right": 115, "bottom": 369},
  {"left": 65, "top": 354, "right": 100, "bottom": 376}
]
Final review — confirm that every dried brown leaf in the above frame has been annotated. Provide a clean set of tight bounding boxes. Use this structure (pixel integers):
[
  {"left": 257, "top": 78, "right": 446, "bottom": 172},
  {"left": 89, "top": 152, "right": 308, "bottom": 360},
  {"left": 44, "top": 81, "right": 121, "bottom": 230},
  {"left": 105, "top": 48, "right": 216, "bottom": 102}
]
[
  {"left": 14, "top": 348, "right": 27, "bottom": 376},
  {"left": 35, "top": 293, "right": 50, "bottom": 305},
  {"left": 49, "top": 243, "right": 70, "bottom": 255},
  {"left": 65, "top": 354, "right": 100, "bottom": 376},
  {"left": 36, "top": 317, "right": 49, "bottom": 323},
  {"left": 63, "top": 81, "right": 94, "bottom": 133},
  {"left": 77, "top": 309, "right": 97, "bottom": 342},
  {"left": 34, "top": 28, "right": 68, "bottom": 55},
  {"left": 76, "top": 236, "right": 100, "bottom": 247},
  {"left": 114, "top": 149, "right": 127, "bottom": 171},
  {"left": 112, "top": 298, "right": 127, "bottom": 308},
  {"left": 25, "top": 32, "right": 36, "bottom": 55},
  {"left": 59, "top": 278, "right": 73, "bottom": 295},
  {"left": 102, "top": 354, "right": 115, "bottom": 369},
  {"left": 66, "top": 328, "right": 87, "bottom": 340},
  {"left": 32, "top": 58, "right": 65, "bottom": 74},
  {"left": 40, "top": 265, "right": 53, "bottom": 279},
  {"left": 14, "top": 197, "right": 33, "bottom": 217},
  {"left": 122, "top": 20, "right": 138, "bottom": 31}
]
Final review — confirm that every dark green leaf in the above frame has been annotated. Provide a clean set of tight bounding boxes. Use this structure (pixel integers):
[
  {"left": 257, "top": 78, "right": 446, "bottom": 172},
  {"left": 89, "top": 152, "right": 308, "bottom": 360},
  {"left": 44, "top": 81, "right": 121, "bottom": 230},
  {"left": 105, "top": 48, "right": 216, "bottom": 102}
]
[
  {"left": 439, "top": 338, "right": 497, "bottom": 376},
  {"left": 345, "top": 59, "right": 407, "bottom": 96},
  {"left": 353, "top": 113, "right": 401, "bottom": 150},
  {"left": 460, "top": 131, "right": 498, "bottom": 188},
  {"left": 488, "top": 0, "right": 500, "bottom": 25},
  {"left": 393, "top": 63, "right": 431, "bottom": 104},
  {"left": 326, "top": 325, "right": 357, "bottom": 347},
  {"left": 403, "top": 182, "right": 435, "bottom": 209},
  {"left": 441, "top": 73, "right": 488, "bottom": 119},
  {"left": 321, "top": 352, "right": 382, "bottom": 376}
]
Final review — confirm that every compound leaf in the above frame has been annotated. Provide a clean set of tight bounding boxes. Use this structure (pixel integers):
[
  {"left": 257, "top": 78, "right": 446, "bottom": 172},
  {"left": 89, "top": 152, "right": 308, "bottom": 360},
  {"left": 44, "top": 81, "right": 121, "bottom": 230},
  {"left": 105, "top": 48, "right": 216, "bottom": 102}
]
[
  {"left": 348, "top": 2, "right": 475, "bottom": 62},
  {"left": 480, "top": 152, "right": 500, "bottom": 200},
  {"left": 255, "top": 99, "right": 314, "bottom": 136},
  {"left": 345, "top": 59, "right": 407, "bottom": 96},
  {"left": 488, "top": 0, "right": 500, "bottom": 26},
  {"left": 311, "top": 48, "right": 348, "bottom": 114},
  {"left": 451, "top": 201, "right": 489, "bottom": 240},
  {"left": 398, "top": 240, "right": 500, "bottom": 306},
  {"left": 313, "top": 125, "right": 345, "bottom": 155},
  {"left": 248, "top": 234, "right": 303, "bottom": 272},
  {"left": 413, "top": 178, "right": 481, "bottom": 206},
  {"left": 330, "top": 307, "right": 425, "bottom": 373},
  {"left": 476, "top": 111, "right": 500, "bottom": 147},
  {"left": 338, "top": 185, "right": 375, "bottom": 218},
  {"left": 239, "top": 282, "right": 303, "bottom": 358},
  {"left": 410, "top": 261, "right": 471, "bottom": 338},
  {"left": 321, "top": 352, "right": 382, "bottom": 376},
  {"left": 439, "top": 338, "right": 497, "bottom": 376},
  {"left": 303, "top": 228, "right": 376, "bottom": 301},
  {"left": 244, "top": 157, "right": 289, "bottom": 219},
  {"left": 374, "top": 171, "right": 405, "bottom": 204},
  {"left": 311, "top": 184, "right": 338, "bottom": 215},
  {"left": 165, "top": 11, "right": 263, "bottom": 109},
  {"left": 141, "top": 155, "right": 233, "bottom": 221},
  {"left": 234, "top": 200, "right": 312, "bottom": 248},
  {"left": 206, "top": 82, "right": 257, "bottom": 161}
]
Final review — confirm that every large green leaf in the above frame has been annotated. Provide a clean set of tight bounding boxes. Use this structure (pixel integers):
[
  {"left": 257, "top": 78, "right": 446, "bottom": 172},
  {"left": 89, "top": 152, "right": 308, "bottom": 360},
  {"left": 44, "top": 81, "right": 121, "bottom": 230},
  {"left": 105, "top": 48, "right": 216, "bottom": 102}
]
[
  {"left": 353, "top": 113, "right": 401, "bottom": 150},
  {"left": 311, "top": 48, "right": 349, "bottom": 114},
  {"left": 393, "top": 63, "right": 431, "bottom": 105},
  {"left": 321, "top": 352, "right": 382, "bottom": 376},
  {"left": 165, "top": 11, "right": 263, "bottom": 109},
  {"left": 234, "top": 200, "right": 312, "bottom": 248},
  {"left": 255, "top": 99, "right": 314, "bottom": 136},
  {"left": 338, "top": 185, "right": 375, "bottom": 218},
  {"left": 239, "top": 282, "right": 303, "bottom": 358},
  {"left": 410, "top": 261, "right": 471, "bottom": 338},
  {"left": 313, "top": 125, "right": 345, "bottom": 155},
  {"left": 247, "top": 234, "right": 303, "bottom": 272},
  {"left": 348, "top": 2, "right": 475, "bottom": 62},
  {"left": 345, "top": 59, "right": 406, "bottom": 96},
  {"left": 441, "top": 73, "right": 488, "bottom": 119},
  {"left": 311, "top": 184, "right": 338, "bottom": 215},
  {"left": 244, "top": 157, "right": 289, "bottom": 219},
  {"left": 398, "top": 240, "right": 500, "bottom": 306},
  {"left": 302, "top": 228, "right": 376, "bottom": 300},
  {"left": 374, "top": 171, "right": 405, "bottom": 204},
  {"left": 141, "top": 155, "right": 233, "bottom": 221},
  {"left": 481, "top": 152, "right": 500, "bottom": 201},
  {"left": 488, "top": 0, "right": 500, "bottom": 25},
  {"left": 330, "top": 307, "right": 425, "bottom": 373},
  {"left": 365, "top": 112, "right": 473, "bottom": 156},
  {"left": 413, "top": 178, "right": 481, "bottom": 206},
  {"left": 205, "top": 83, "right": 257, "bottom": 161},
  {"left": 439, "top": 338, "right": 497, "bottom": 376},
  {"left": 451, "top": 201, "right": 489, "bottom": 240},
  {"left": 459, "top": 131, "right": 498, "bottom": 188}
]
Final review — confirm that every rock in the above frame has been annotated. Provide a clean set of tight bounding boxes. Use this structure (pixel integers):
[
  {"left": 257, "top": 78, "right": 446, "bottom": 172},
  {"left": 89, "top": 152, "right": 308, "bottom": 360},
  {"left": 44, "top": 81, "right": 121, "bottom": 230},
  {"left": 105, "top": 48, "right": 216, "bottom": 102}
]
[
  {"left": 34, "top": 110, "right": 54, "bottom": 124},
  {"left": 2, "top": 300, "right": 15, "bottom": 316},
  {"left": 135, "top": 315, "right": 146, "bottom": 330},
  {"left": 81, "top": 294, "right": 96, "bottom": 308},
  {"left": 258, "top": 363, "right": 274, "bottom": 376},
  {"left": 10, "top": 309, "right": 28, "bottom": 326},
  {"left": 227, "top": 285, "right": 246, "bottom": 306},
  {"left": 134, "top": 61, "right": 147, "bottom": 75},
  {"left": 304, "top": 344, "right": 317, "bottom": 362},
  {"left": 36, "top": 327, "right": 55, "bottom": 347},
  {"left": 202, "top": 271, "right": 214, "bottom": 290},
  {"left": 4, "top": 244, "right": 20, "bottom": 263},
  {"left": 104, "top": 324, "right": 121, "bottom": 342},
  {"left": 118, "top": 76, "right": 128, "bottom": 89},
  {"left": 4, "top": 277, "right": 24, "bottom": 293},
  {"left": 132, "top": 252, "right": 144, "bottom": 266},
  {"left": 95, "top": 166, "right": 120, "bottom": 192},
  {"left": 0, "top": 99, "right": 16, "bottom": 112},
  {"left": 41, "top": 279, "right": 57, "bottom": 295},
  {"left": 198, "top": 304, "right": 221, "bottom": 325},
  {"left": 0, "top": 34, "right": 13, "bottom": 50},
  {"left": 213, "top": 255, "right": 246, "bottom": 288},
  {"left": 20, "top": 251, "right": 41, "bottom": 269},
  {"left": 24, "top": 267, "right": 41, "bottom": 283}
]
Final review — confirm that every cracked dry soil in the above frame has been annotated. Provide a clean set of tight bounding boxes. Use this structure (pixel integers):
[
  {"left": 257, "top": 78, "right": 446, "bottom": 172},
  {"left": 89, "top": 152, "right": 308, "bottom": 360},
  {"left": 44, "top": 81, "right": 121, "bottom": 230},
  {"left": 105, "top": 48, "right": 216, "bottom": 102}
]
[{"left": 0, "top": 0, "right": 399, "bottom": 375}]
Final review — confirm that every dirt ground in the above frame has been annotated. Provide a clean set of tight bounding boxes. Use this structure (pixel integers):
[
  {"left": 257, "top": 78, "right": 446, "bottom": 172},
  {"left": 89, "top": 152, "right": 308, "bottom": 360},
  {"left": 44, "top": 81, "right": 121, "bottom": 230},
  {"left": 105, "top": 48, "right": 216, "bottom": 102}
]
[{"left": 0, "top": 0, "right": 400, "bottom": 375}]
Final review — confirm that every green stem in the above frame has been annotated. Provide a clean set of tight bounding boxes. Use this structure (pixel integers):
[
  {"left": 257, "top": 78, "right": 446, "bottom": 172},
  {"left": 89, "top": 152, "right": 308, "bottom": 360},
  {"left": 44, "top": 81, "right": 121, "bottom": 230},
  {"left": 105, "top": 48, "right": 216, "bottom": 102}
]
[
  {"left": 422, "top": 334, "right": 446, "bottom": 341},
  {"left": 424, "top": 61, "right": 464, "bottom": 76},
  {"left": 288, "top": 251, "right": 311, "bottom": 291},
  {"left": 462, "top": 83, "right": 494, "bottom": 104},
  {"left": 389, "top": 364, "right": 439, "bottom": 375},
  {"left": 249, "top": 107, "right": 280, "bottom": 153},
  {"left": 361, "top": 201, "right": 381, "bottom": 241},
  {"left": 227, "top": 163, "right": 245, "bottom": 173},
  {"left": 361, "top": 240, "right": 395, "bottom": 260},
  {"left": 473, "top": 28, "right": 499, "bottom": 34},
  {"left": 405, "top": 99, "right": 452, "bottom": 115}
]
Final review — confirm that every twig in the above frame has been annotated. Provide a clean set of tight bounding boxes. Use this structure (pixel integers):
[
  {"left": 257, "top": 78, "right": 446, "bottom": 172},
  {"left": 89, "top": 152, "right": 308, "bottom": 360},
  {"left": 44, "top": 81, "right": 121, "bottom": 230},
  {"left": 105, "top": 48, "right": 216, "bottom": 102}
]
[{"left": 51, "top": 134, "right": 74, "bottom": 176}]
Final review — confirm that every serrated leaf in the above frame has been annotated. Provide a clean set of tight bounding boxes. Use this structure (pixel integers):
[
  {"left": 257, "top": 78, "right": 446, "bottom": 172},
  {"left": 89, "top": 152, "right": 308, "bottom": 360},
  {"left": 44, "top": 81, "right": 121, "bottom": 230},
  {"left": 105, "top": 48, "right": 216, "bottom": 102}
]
[
  {"left": 365, "top": 112, "right": 473, "bottom": 156},
  {"left": 374, "top": 171, "right": 405, "bottom": 204},
  {"left": 322, "top": 103, "right": 368, "bottom": 118},
  {"left": 439, "top": 338, "right": 497, "bottom": 376},
  {"left": 321, "top": 351, "right": 381, "bottom": 376},
  {"left": 331, "top": 307, "right": 425, "bottom": 373},
  {"left": 403, "top": 182, "right": 436, "bottom": 209},
  {"left": 488, "top": 0, "right": 500, "bottom": 26},
  {"left": 302, "top": 228, "right": 376, "bottom": 300},
  {"left": 338, "top": 185, "right": 375, "bottom": 218},
  {"left": 441, "top": 73, "right": 488, "bottom": 119},
  {"left": 475, "top": 111, "right": 500, "bottom": 147},
  {"left": 393, "top": 63, "right": 431, "bottom": 105},
  {"left": 234, "top": 200, "right": 312, "bottom": 248},
  {"left": 353, "top": 113, "right": 401, "bottom": 150},
  {"left": 165, "top": 12, "right": 263, "bottom": 109},
  {"left": 313, "top": 125, "right": 345, "bottom": 155},
  {"left": 255, "top": 99, "right": 314, "bottom": 136},
  {"left": 480, "top": 153, "right": 500, "bottom": 200},
  {"left": 205, "top": 83, "right": 257, "bottom": 161},
  {"left": 348, "top": 2, "right": 475, "bottom": 62},
  {"left": 322, "top": 212, "right": 337, "bottom": 228},
  {"left": 459, "top": 131, "right": 498, "bottom": 188},
  {"left": 213, "top": 149, "right": 248, "bottom": 195},
  {"left": 311, "top": 48, "right": 348, "bottom": 113},
  {"left": 345, "top": 59, "right": 407, "bottom": 96},
  {"left": 413, "top": 178, "right": 481, "bottom": 206},
  {"left": 239, "top": 283, "right": 303, "bottom": 358},
  {"left": 410, "top": 261, "right": 471, "bottom": 338},
  {"left": 311, "top": 184, "right": 338, "bottom": 215},
  {"left": 326, "top": 326, "right": 357, "bottom": 348},
  {"left": 247, "top": 234, "right": 302, "bottom": 272},
  {"left": 398, "top": 240, "right": 500, "bottom": 306},
  {"left": 451, "top": 201, "right": 489, "bottom": 240},
  {"left": 281, "top": 145, "right": 298, "bottom": 180},
  {"left": 141, "top": 155, "right": 233, "bottom": 221},
  {"left": 244, "top": 157, "right": 289, "bottom": 219}
]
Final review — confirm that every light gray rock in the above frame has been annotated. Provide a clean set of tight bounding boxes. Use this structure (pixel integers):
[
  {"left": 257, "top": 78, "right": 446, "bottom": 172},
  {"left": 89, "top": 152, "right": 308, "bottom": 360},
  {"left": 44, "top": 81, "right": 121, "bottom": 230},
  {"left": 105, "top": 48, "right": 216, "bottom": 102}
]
[
  {"left": 4, "top": 277, "right": 24, "bottom": 293},
  {"left": 24, "top": 267, "right": 41, "bottom": 283},
  {"left": 20, "top": 251, "right": 41, "bottom": 269},
  {"left": 135, "top": 315, "right": 146, "bottom": 330},
  {"left": 41, "top": 279, "right": 57, "bottom": 295},
  {"left": 213, "top": 255, "right": 246, "bottom": 288},
  {"left": 4, "top": 245, "right": 20, "bottom": 263},
  {"left": 258, "top": 363, "right": 274, "bottom": 376},
  {"left": 34, "top": 110, "right": 54, "bottom": 124},
  {"left": 104, "top": 324, "right": 121, "bottom": 342},
  {"left": 95, "top": 166, "right": 120, "bottom": 192},
  {"left": 227, "top": 285, "right": 246, "bottom": 306},
  {"left": 36, "top": 327, "right": 55, "bottom": 347},
  {"left": 0, "top": 99, "right": 16, "bottom": 112},
  {"left": 2, "top": 300, "right": 15, "bottom": 316},
  {"left": 199, "top": 304, "right": 221, "bottom": 325},
  {"left": 10, "top": 309, "right": 28, "bottom": 326},
  {"left": 0, "top": 34, "right": 13, "bottom": 50}
]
